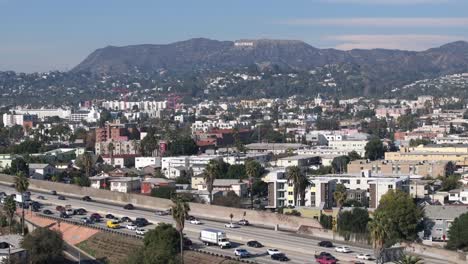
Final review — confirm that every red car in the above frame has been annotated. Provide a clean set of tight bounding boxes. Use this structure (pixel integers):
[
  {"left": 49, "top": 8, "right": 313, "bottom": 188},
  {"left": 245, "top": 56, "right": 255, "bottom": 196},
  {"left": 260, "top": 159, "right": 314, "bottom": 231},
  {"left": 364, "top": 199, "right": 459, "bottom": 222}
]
[{"left": 316, "top": 256, "right": 337, "bottom": 264}]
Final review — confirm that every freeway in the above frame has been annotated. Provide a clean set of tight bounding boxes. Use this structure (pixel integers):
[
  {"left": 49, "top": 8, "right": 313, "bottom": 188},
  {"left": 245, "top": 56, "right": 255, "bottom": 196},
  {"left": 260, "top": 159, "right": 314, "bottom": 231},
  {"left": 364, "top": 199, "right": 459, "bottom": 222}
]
[{"left": 0, "top": 185, "right": 451, "bottom": 264}]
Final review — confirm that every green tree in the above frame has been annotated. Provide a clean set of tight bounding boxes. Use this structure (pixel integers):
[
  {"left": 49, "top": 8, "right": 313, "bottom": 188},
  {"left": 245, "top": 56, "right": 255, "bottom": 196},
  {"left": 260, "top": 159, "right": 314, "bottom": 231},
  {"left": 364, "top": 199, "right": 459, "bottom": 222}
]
[
  {"left": 107, "top": 142, "right": 115, "bottom": 165},
  {"left": 440, "top": 175, "right": 462, "bottom": 191},
  {"left": 21, "top": 228, "right": 64, "bottom": 264},
  {"left": 212, "top": 191, "right": 241, "bottom": 208},
  {"left": 348, "top": 151, "right": 361, "bottom": 161},
  {"left": 395, "top": 255, "right": 423, "bottom": 264},
  {"left": 151, "top": 186, "right": 176, "bottom": 199},
  {"left": 320, "top": 214, "right": 333, "bottom": 230},
  {"left": 3, "top": 196, "right": 16, "bottom": 233},
  {"left": 8, "top": 158, "right": 29, "bottom": 175},
  {"left": 398, "top": 114, "right": 418, "bottom": 132},
  {"left": 76, "top": 152, "right": 94, "bottom": 178},
  {"left": 203, "top": 160, "right": 221, "bottom": 204},
  {"left": 245, "top": 159, "right": 262, "bottom": 208},
  {"left": 371, "top": 190, "right": 424, "bottom": 248},
  {"left": 252, "top": 180, "right": 268, "bottom": 197},
  {"left": 168, "top": 136, "right": 198, "bottom": 156},
  {"left": 141, "top": 131, "right": 159, "bottom": 156},
  {"left": 337, "top": 208, "right": 370, "bottom": 241},
  {"left": 287, "top": 166, "right": 309, "bottom": 206},
  {"left": 365, "top": 138, "right": 385, "bottom": 161},
  {"left": 171, "top": 196, "right": 190, "bottom": 264},
  {"left": 14, "top": 172, "right": 29, "bottom": 235},
  {"left": 333, "top": 183, "right": 347, "bottom": 208},
  {"left": 446, "top": 212, "right": 468, "bottom": 250},
  {"left": 224, "top": 164, "right": 246, "bottom": 179},
  {"left": 331, "top": 156, "right": 350, "bottom": 174}
]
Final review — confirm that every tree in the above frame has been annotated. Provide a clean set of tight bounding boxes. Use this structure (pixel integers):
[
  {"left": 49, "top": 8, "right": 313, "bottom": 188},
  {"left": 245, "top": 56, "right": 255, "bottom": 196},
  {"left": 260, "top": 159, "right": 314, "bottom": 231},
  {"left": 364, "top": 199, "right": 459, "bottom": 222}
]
[
  {"left": 141, "top": 130, "right": 158, "bottom": 156},
  {"left": 348, "top": 151, "right": 361, "bottom": 161},
  {"left": 224, "top": 164, "right": 246, "bottom": 180},
  {"left": 445, "top": 161, "right": 457, "bottom": 176},
  {"left": 333, "top": 183, "right": 347, "bottom": 208},
  {"left": 171, "top": 196, "right": 190, "bottom": 264},
  {"left": 395, "top": 255, "right": 423, "bottom": 264},
  {"left": 203, "top": 160, "right": 221, "bottom": 204},
  {"left": 229, "top": 213, "right": 234, "bottom": 224},
  {"left": 331, "top": 156, "right": 350, "bottom": 174},
  {"left": 440, "top": 175, "right": 462, "bottom": 191},
  {"left": 135, "top": 223, "right": 180, "bottom": 264},
  {"left": 14, "top": 172, "right": 29, "bottom": 235},
  {"left": 446, "top": 212, "right": 468, "bottom": 250},
  {"left": 76, "top": 152, "right": 94, "bottom": 178},
  {"left": 337, "top": 208, "right": 370, "bottom": 241},
  {"left": 3, "top": 196, "right": 16, "bottom": 233},
  {"left": 320, "top": 214, "right": 333, "bottom": 230},
  {"left": 252, "top": 180, "right": 268, "bottom": 197},
  {"left": 398, "top": 114, "right": 418, "bottom": 132},
  {"left": 8, "top": 158, "right": 29, "bottom": 175},
  {"left": 212, "top": 191, "right": 241, "bottom": 208},
  {"left": 108, "top": 142, "right": 115, "bottom": 165},
  {"left": 245, "top": 159, "right": 262, "bottom": 208},
  {"left": 365, "top": 138, "right": 385, "bottom": 161},
  {"left": 287, "top": 166, "right": 309, "bottom": 206},
  {"left": 21, "top": 228, "right": 64, "bottom": 264},
  {"left": 167, "top": 136, "right": 198, "bottom": 156},
  {"left": 371, "top": 190, "right": 424, "bottom": 248},
  {"left": 151, "top": 186, "right": 176, "bottom": 199}
]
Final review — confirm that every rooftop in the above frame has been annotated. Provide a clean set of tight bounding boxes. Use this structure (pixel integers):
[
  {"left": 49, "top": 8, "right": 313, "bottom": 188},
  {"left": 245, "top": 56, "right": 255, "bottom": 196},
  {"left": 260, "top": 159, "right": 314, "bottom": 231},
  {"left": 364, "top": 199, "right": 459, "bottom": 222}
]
[{"left": 424, "top": 205, "right": 468, "bottom": 220}]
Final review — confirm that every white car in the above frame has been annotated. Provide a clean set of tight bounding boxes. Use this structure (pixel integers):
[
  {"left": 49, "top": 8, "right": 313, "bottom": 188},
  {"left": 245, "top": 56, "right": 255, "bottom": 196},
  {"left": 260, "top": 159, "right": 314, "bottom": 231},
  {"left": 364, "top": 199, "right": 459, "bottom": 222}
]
[
  {"left": 190, "top": 219, "right": 201, "bottom": 225},
  {"left": 335, "top": 246, "right": 351, "bottom": 253},
  {"left": 136, "top": 228, "right": 147, "bottom": 235},
  {"left": 267, "top": 248, "right": 281, "bottom": 255},
  {"left": 224, "top": 223, "right": 239, "bottom": 228},
  {"left": 356, "top": 253, "right": 372, "bottom": 260},
  {"left": 234, "top": 248, "right": 250, "bottom": 258},
  {"left": 126, "top": 224, "right": 137, "bottom": 230}
]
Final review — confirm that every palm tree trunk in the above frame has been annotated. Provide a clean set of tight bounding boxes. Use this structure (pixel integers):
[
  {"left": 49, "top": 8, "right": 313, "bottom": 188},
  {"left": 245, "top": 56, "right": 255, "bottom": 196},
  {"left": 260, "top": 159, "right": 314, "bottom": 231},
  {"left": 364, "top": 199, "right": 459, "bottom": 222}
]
[
  {"left": 250, "top": 177, "right": 253, "bottom": 209},
  {"left": 179, "top": 231, "right": 184, "bottom": 264},
  {"left": 21, "top": 205, "right": 25, "bottom": 235}
]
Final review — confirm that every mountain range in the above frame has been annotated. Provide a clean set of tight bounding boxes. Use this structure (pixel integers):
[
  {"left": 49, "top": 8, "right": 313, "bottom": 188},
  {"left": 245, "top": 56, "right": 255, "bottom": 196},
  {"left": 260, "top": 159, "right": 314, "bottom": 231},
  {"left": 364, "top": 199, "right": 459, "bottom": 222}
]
[{"left": 73, "top": 38, "right": 468, "bottom": 95}]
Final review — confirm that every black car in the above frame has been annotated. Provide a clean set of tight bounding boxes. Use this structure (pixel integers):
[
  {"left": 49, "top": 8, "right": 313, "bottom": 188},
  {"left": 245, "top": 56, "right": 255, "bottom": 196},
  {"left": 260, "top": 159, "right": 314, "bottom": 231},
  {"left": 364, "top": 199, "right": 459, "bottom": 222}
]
[
  {"left": 123, "top": 204, "right": 134, "bottom": 210},
  {"left": 105, "top": 214, "right": 115, "bottom": 219},
  {"left": 74, "top": 208, "right": 87, "bottom": 215},
  {"left": 134, "top": 218, "right": 149, "bottom": 227},
  {"left": 59, "top": 212, "right": 70, "bottom": 218},
  {"left": 58, "top": 195, "right": 66, "bottom": 200},
  {"left": 43, "top": 209, "right": 53, "bottom": 215},
  {"left": 186, "top": 215, "right": 195, "bottom": 221},
  {"left": 183, "top": 237, "right": 193, "bottom": 249},
  {"left": 247, "top": 240, "right": 263, "bottom": 248},
  {"left": 316, "top": 252, "right": 335, "bottom": 259},
  {"left": 120, "top": 216, "right": 131, "bottom": 222},
  {"left": 318, "top": 241, "right": 334, "bottom": 248},
  {"left": 271, "top": 253, "right": 289, "bottom": 261},
  {"left": 51, "top": 190, "right": 57, "bottom": 195},
  {"left": 82, "top": 196, "right": 92, "bottom": 202}
]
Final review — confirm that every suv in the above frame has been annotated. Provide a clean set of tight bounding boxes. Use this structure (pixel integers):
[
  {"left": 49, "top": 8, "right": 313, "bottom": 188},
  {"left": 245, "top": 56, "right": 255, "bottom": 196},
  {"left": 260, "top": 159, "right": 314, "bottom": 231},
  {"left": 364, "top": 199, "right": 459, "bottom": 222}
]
[
  {"left": 318, "top": 241, "right": 334, "bottom": 248},
  {"left": 134, "top": 218, "right": 149, "bottom": 227},
  {"left": 123, "top": 204, "right": 134, "bottom": 210},
  {"left": 247, "top": 240, "right": 263, "bottom": 248}
]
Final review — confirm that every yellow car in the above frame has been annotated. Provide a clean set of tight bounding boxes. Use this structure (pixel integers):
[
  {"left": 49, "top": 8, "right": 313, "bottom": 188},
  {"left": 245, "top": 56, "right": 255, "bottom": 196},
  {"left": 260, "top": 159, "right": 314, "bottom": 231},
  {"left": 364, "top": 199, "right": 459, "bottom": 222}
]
[{"left": 106, "top": 220, "right": 120, "bottom": 229}]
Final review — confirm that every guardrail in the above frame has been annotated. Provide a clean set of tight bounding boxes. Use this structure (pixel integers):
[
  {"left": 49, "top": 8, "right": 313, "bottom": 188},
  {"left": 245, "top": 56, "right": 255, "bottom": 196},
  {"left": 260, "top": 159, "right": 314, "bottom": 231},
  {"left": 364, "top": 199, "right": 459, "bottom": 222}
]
[{"left": 36, "top": 213, "right": 260, "bottom": 264}]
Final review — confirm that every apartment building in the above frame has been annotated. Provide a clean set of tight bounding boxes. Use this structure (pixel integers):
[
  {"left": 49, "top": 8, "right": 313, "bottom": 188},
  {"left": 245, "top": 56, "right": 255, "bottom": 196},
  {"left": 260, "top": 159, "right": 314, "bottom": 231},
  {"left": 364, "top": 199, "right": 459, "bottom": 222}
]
[
  {"left": 245, "top": 143, "right": 307, "bottom": 155},
  {"left": 2, "top": 113, "right": 37, "bottom": 127},
  {"left": 13, "top": 108, "right": 71, "bottom": 120},
  {"left": 265, "top": 169, "right": 288, "bottom": 208},
  {"left": 135, "top": 157, "right": 161, "bottom": 170},
  {"left": 348, "top": 160, "right": 448, "bottom": 178},
  {"left": 161, "top": 155, "right": 222, "bottom": 178},
  {"left": 95, "top": 140, "right": 141, "bottom": 156},
  {"left": 222, "top": 153, "right": 270, "bottom": 165},
  {"left": 109, "top": 177, "right": 141, "bottom": 193},
  {"left": 276, "top": 155, "right": 320, "bottom": 168},
  {"left": 328, "top": 139, "right": 368, "bottom": 157},
  {"left": 385, "top": 144, "right": 468, "bottom": 167}
]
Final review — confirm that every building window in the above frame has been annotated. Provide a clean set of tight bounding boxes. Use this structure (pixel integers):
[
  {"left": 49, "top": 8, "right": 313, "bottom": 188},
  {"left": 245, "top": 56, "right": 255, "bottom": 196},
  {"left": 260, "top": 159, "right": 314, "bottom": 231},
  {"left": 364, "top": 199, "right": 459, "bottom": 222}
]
[
  {"left": 388, "top": 185, "right": 393, "bottom": 189},
  {"left": 356, "top": 180, "right": 361, "bottom": 184},
  {"left": 288, "top": 192, "right": 293, "bottom": 195}
]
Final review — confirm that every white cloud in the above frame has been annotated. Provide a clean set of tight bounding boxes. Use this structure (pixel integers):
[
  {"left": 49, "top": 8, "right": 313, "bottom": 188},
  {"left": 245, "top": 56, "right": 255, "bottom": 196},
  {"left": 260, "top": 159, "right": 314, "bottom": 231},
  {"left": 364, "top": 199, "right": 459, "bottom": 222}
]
[
  {"left": 319, "top": 0, "right": 451, "bottom": 4},
  {"left": 324, "top": 34, "right": 467, "bottom": 50},
  {"left": 281, "top": 17, "right": 468, "bottom": 27}
]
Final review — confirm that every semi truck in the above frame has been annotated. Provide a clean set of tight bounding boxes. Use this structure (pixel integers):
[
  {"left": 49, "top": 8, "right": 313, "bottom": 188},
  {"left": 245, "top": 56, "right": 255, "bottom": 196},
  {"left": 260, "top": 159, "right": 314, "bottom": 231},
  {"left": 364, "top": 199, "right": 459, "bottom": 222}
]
[{"left": 199, "top": 229, "right": 231, "bottom": 249}]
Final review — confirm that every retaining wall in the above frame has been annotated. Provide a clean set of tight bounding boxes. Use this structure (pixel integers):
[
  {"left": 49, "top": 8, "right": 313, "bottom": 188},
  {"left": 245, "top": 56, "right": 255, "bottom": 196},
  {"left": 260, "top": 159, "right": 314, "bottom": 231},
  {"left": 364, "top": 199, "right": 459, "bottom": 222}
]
[{"left": 0, "top": 174, "right": 321, "bottom": 230}]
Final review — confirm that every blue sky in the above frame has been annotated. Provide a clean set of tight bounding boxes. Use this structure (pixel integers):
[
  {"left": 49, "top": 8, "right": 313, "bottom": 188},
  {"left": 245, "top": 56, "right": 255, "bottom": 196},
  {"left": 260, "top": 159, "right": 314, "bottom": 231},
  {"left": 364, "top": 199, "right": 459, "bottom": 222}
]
[{"left": 1, "top": 0, "right": 468, "bottom": 72}]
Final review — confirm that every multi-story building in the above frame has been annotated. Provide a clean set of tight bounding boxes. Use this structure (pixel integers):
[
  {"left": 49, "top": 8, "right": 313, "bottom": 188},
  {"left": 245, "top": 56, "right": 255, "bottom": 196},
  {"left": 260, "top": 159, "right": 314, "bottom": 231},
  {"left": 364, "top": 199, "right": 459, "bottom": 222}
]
[
  {"left": 161, "top": 155, "right": 222, "bottom": 178},
  {"left": 13, "top": 108, "right": 71, "bottom": 120},
  {"left": 385, "top": 144, "right": 468, "bottom": 168},
  {"left": 265, "top": 168, "right": 288, "bottom": 209},
  {"left": 102, "top": 100, "right": 167, "bottom": 112},
  {"left": 222, "top": 153, "right": 270, "bottom": 165},
  {"left": 109, "top": 177, "right": 141, "bottom": 193},
  {"left": 135, "top": 157, "right": 161, "bottom": 170},
  {"left": 95, "top": 123, "right": 139, "bottom": 143},
  {"left": 328, "top": 139, "right": 368, "bottom": 157},
  {"left": 95, "top": 140, "right": 141, "bottom": 156},
  {"left": 276, "top": 155, "right": 320, "bottom": 168},
  {"left": 348, "top": 160, "right": 448, "bottom": 178},
  {"left": 2, "top": 113, "right": 37, "bottom": 127},
  {"left": 245, "top": 143, "right": 307, "bottom": 155},
  {"left": 195, "top": 179, "right": 248, "bottom": 198}
]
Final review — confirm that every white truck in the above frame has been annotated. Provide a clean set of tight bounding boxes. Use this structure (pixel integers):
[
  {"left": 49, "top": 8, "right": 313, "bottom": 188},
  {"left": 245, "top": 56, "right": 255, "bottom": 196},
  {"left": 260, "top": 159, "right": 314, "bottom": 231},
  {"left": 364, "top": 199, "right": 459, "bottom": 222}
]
[
  {"left": 12, "top": 193, "right": 30, "bottom": 204},
  {"left": 200, "top": 229, "right": 231, "bottom": 249}
]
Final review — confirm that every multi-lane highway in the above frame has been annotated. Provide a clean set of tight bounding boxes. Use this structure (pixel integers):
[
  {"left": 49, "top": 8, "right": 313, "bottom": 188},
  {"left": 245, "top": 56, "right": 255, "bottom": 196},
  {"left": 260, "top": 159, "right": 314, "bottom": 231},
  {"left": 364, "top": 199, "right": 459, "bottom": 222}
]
[{"left": 0, "top": 185, "right": 451, "bottom": 264}]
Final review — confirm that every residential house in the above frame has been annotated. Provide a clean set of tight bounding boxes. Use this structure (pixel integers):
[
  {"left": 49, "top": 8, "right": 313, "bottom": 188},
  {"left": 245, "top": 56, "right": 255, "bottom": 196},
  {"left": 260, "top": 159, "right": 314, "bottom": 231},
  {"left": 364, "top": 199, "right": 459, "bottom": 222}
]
[
  {"left": 424, "top": 205, "right": 468, "bottom": 241},
  {"left": 141, "top": 178, "right": 176, "bottom": 194},
  {"left": 109, "top": 177, "right": 141, "bottom": 193},
  {"left": 28, "top": 163, "right": 55, "bottom": 180},
  {"left": 0, "top": 235, "right": 28, "bottom": 263}
]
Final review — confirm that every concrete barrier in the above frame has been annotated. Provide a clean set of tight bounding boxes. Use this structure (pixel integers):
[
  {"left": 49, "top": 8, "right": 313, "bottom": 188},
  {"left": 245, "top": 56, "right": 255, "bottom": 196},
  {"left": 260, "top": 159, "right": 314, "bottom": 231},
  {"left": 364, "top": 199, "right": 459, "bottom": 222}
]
[
  {"left": 0, "top": 174, "right": 321, "bottom": 231},
  {"left": 401, "top": 242, "right": 468, "bottom": 264}
]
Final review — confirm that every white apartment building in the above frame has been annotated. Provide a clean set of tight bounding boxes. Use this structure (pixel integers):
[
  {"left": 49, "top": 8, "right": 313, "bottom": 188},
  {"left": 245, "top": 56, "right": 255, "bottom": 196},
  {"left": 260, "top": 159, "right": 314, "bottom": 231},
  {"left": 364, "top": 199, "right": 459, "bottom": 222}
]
[
  {"left": 69, "top": 108, "right": 101, "bottom": 123},
  {"left": 14, "top": 108, "right": 71, "bottom": 120},
  {"left": 191, "top": 120, "right": 250, "bottom": 132},
  {"left": 222, "top": 153, "right": 270, "bottom": 165},
  {"left": 109, "top": 177, "right": 141, "bottom": 193},
  {"left": 161, "top": 155, "right": 222, "bottom": 178},
  {"left": 276, "top": 155, "right": 320, "bottom": 168},
  {"left": 2, "top": 113, "right": 37, "bottom": 127},
  {"left": 265, "top": 168, "right": 288, "bottom": 208},
  {"left": 102, "top": 100, "right": 167, "bottom": 112},
  {"left": 435, "top": 135, "right": 468, "bottom": 145},
  {"left": 135, "top": 157, "right": 162, "bottom": 170},
  {"left": 328, "top": 140, "right": 368, "bottom": 157}
]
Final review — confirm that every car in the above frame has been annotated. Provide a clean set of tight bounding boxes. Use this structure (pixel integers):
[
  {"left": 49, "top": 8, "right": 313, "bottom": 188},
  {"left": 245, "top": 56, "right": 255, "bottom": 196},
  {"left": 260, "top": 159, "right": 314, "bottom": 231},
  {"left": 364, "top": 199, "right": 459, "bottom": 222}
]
[
  {"left": 126, "top": 224, "right": 137, "bottom": 230},
  {"left": 134, "top": 218, "right": 149, "bottom": 227},
  {"left": 318, "top": 241, "right": 334, "bottom": 248},
  {"left": 224, "top": 223, "right": 239, "bottom": 228},
  {"left": 356, "top": 254, "right": 372, "bottom": 260},
  {"left": 73, "top": 208, "right": 87, "bottom": 215},
  {"left": 105, "top": 214, "right": 115, "bottom": 219},
  {"left": 81, "top": 217, "right": 93, "bottom": 224},
  {"left": 37, "top": 195, "right": 45, "bottom": 200},
  {"left": 315, "top": 252, "right": 335, "bottom": 259},
  {"left": 155, "top": 210, "right": 170, "bottom": 216},
  {"left": 316, "top": 256, "right": 337, "bottom": 264},
  {"left": 271, "top": 253, "right": 289, "bottom": 261},
  {"left": 106, "top": 220, "right": 120, "bottom": 229},
  {"left": 247, "top": 240, "right": 263, "bottom": 248},
  {"left": 65, "top": 209, "right": 74, "bottom": 216},
  {"left": 267, "top": 249, "right": 281, "bottom": 255},
  {"left": 58, "top": 195, "right": 66, "bottom": 200},
  {"left": 59, "top": 212, "right": 69, "bottom": 218},
  {"left": 135, "top": 228, "right": 147, "bottom": 235},
  {"left": 335, "top": 246, "right": 351, "bottom": 253},
  {"left": 190, "top": 219, "right": 201, "bottom": 225},
  {"left": 90, "top": 213, "right": 102, "bottom": 221},
  {"left": 234, "top": 248, "right": 250, "bottom": 258},
  {"left": 120, "top": 216, "right": 132, "bottom": 222},
  {"left": 183, "top": 237, "right": 193, "bottom": 249},
  {"left": 43, "top": 209, "right": 53, "bottom": 215},
  {"left": 186, "top": 215, "right": 196, "bottom": 221},
  {"left": 81, "top": 196, "right": 92, "bottom": 202},
  {"left": 56, "top": 205, "right": 65, "bottom": 212},
  {"left": 238, "top": 219, "right": 250, "bottom": 226},
  {"left": 123, "top": 204, "right": 134, "bottom": 210},
  {"left": 51, "top": 190, "right": 57, "bottom": 195}
]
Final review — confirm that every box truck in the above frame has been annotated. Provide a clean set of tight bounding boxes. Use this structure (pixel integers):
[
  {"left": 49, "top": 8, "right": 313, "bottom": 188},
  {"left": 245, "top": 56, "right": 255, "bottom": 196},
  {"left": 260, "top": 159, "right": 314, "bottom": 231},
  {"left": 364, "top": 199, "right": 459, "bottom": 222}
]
[{"left": 200, "top": 229, "right": 231, "bottom": 248}]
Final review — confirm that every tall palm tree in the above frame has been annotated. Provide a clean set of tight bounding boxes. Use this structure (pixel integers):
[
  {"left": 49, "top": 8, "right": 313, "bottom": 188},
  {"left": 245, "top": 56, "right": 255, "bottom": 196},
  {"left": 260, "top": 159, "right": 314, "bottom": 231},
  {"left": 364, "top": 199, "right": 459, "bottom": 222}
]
[
  {"left": 171, "top": 196, "right": 190, "bottom": 264},
  {"left": 3, "top": 196, "right": 16, "bottom": 234},
  {"left": 203, "top": 160, "right": 220, "bottom": 204},
  {"left": 298, "top": 176, "right": 311, "bottom": 206},
  {"left": 245, "top": 159, "right": 260, "bottom": 208},
  {"left": 81, "top": 152, "right": 94, "bottom": 179},
  {"left": 395, "top": 255, "right": 423, "bottom": 264},
  {"left": 14, "top": 172, "right": 29, "bottom": 235},
  {"left": 333, "top": 183, "right": 347, "bottom": 208},
  {"left": 107, "top": 142, "right": 115, "bottom": 165},
  {"left": 369, "top": 218, "right": 387, "bottom": 261},
  {"left": 286, "top": 166, "right": 303, "bottom": 206}
]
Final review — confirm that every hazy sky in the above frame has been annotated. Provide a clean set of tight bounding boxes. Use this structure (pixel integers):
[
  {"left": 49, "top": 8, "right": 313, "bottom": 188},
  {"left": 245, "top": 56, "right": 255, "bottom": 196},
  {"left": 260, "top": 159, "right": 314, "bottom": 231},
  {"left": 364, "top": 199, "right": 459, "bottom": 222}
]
[{"left": 1, "top": 0, "right": 468, "bottom": 72}]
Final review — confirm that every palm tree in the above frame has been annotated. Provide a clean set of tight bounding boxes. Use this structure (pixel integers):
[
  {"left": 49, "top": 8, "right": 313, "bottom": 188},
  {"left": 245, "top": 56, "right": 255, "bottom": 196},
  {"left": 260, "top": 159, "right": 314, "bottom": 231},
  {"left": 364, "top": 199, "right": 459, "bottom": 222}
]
[
  {"left": 107, "top": 142, "right": 115, "bottom": 165},
  {"left": 286, "top": 166, "right": 304, "bottom": 206},
  {"left": 369, "top": 218, "right": 387, "bottom": 261},
  {"left": 333, "top": 183, "right": 347, "bottom": 208},
  {"left": 171, "top": 196, "right": 190, "bottom": 264},
  {"left": 81, "top": 152, "right": 94, "bottom": 179},
  {"left": 3, "top": 196, "right": 16, "bottom": 234},
  {"left": 203, "top": 160, "right": 221, "bottom": 204},
  {"left": 229, "top": 213, "right": 234, "bottom": 224},
  {"left": 395, "top": 255, "right": 423, "bottom": 264},
  {"left": 298, "top": 176, "right": 311, "bottom": 206},
  {"left": 245, "top": 159, "right": 260, "bottom": 208},
  {"left": 14, "top": 172, "right": 29, "bottom": 235}
]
